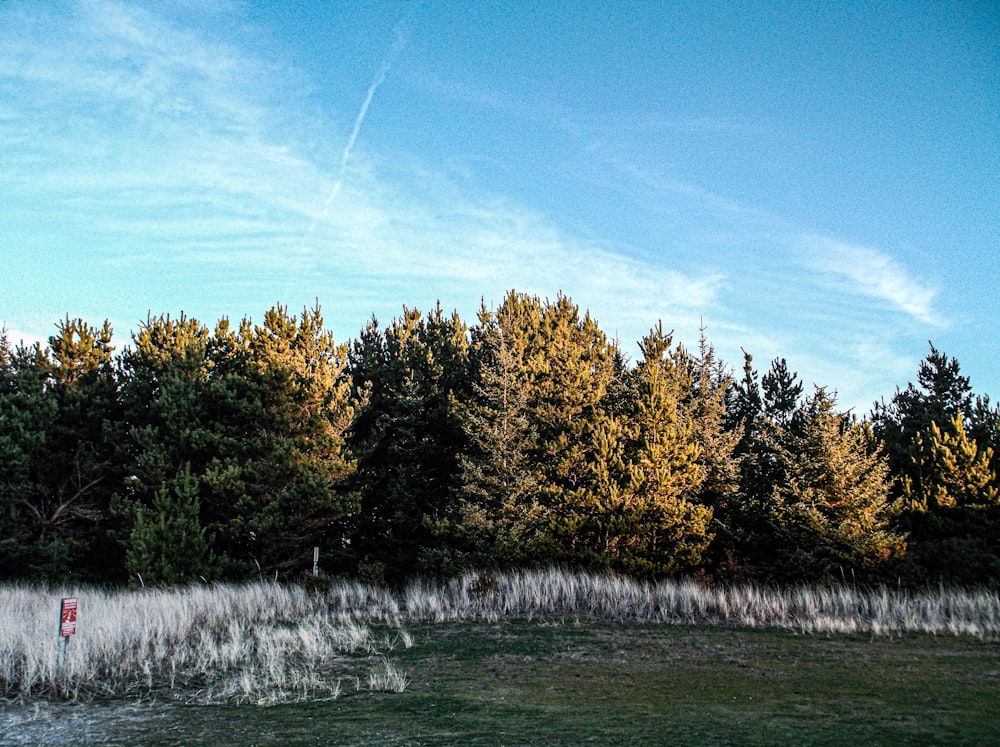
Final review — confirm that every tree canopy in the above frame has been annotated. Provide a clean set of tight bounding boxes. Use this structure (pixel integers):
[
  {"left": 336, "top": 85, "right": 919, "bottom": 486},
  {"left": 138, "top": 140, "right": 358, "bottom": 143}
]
[{"left": 2, "top": 301, "right": 997, "bottom": 587}]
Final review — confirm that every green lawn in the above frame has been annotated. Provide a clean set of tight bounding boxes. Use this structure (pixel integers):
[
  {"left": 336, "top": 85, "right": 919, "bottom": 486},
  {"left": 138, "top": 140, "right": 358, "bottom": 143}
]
[{"left": 3, "top": 620, "right": 999, "bottom": 745}]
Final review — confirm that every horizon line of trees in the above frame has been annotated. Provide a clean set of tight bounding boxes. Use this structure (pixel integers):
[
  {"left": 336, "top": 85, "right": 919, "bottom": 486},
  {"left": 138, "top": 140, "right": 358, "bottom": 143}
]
[{"left": 2, "top": 291, "right": 998, "bottom": 588}]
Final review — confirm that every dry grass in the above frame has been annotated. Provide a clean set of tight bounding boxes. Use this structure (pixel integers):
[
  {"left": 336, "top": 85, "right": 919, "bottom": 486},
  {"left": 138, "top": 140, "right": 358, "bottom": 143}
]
[
  {"left": 3, "top": 569, "right": 997, "bottom": 705},
  {"left": 404, "top": 569, "right": 1000, "bottom": 636},
  {"left": 0, "top": 581, "right": 410, "bottom": 705}
]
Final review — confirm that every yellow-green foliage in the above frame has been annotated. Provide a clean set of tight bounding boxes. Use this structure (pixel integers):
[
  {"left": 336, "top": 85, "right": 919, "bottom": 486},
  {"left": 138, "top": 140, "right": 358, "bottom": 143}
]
[{"left": 904, "top": 410, "right": 999, "bottom": 510}]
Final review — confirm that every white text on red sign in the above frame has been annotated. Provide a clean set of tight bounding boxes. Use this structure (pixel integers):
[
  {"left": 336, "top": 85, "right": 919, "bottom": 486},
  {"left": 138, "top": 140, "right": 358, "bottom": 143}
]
[{"left": 60, "top": 597, "right": 78, "bottom": 637}]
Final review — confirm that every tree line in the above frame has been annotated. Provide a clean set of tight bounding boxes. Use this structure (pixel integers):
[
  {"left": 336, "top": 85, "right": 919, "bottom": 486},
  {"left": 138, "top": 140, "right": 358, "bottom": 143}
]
[{"left": 2, "top": 291, "right": 997, "bottom": 587}]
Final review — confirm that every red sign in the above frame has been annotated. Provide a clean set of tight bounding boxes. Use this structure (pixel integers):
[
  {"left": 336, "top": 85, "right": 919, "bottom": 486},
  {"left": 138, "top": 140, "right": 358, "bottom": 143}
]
[{"left": 60, "top": 597, "right": 77, "bottom": 637}]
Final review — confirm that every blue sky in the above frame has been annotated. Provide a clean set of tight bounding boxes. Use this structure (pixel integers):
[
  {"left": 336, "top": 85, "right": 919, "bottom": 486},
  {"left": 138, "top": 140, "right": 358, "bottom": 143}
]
[{"left": 1, "top": 0, "right": 997, "bottom": 414}]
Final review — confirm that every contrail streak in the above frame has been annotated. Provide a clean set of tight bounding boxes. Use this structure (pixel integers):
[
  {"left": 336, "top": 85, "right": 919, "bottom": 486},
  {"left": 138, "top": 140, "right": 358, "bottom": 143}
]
[{"left": 303, "top": 18, "right": 410, "bottom": 240}]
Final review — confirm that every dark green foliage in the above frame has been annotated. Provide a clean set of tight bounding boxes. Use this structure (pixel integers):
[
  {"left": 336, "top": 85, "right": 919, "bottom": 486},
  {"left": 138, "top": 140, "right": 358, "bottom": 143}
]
[
  {"left": 722, "top": 351, "right": 804, "bottom": 576},
  {"left": 2, "top": 303, "right": 997, "bottom": 587},
  {"left": 125, "top": 465, "right": 214, "bottom": 586},
  {"left": 762, "top": 357, "right": 804, "bottom": 429},
  {"left": 0, "top": 319, "right": 122, "bottom": 581},
  {"left": 872, "top": 344, "right": 1000, "bottom": 584},
  {"left": 872, "top": 342, "right": 973, "bottom": 484},
  {"left": 347, "top": 304, "right": 471, "bottom": 581},
  {"left": 114, "top": 304, "right": 360, "bottom": 580},
  {"left": 205, "top": 305, "right": 361, "bottom": 576}
]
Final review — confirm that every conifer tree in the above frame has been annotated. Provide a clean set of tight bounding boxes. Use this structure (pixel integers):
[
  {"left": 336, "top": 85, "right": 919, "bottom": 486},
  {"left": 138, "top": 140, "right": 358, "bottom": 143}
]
[
  {"left": 966, "top": 395, "right": 1000, "bottom": 488},
  {"left": 682, "top": 330, "right": 739, "bottom": 512},
  {"left": 0, "top": 319, "right": 120, "bottom": 579},
  {"left": 447, "top": 313, "right": 543, "bottom": 568},
  {"left": 762, "top": 357, "right": 804, "bottom": 430},
  {"left": 726, "top": 349, "right": 763, "bottom": 440},
  {"left": 203, "top": 304, "right": 360, "bottom": 575},
  {"left": 114, "top": 313, "right": 214, "bottom": 569},
  {"left": 871, "top": 344, "right": 999, "bottom": 582},
  {"left": 116, "top": 305, "right": 360, "bottom": 578},
  {"left": 115, "top": 312, "right": 212, "bottom": 499},
  {"left": 724, "top": 351, "right": 801, "bottom": 575},
  {"left": 872, "top": 343, "right": 973, "bottom": 484},
  {"left": 348, "top": 304, "right": 471, "bottom": 580},
  {"left": 903, "top": 411, "right": 999, "bottom": 510},
  {"left": 125, "top": 465, "right": 214, "bottom": 586},
  {"left": 767, "top": 387, "right": 904, "bottom": 582},
  {"left": 446, "top": 291, "right": 622, "bottom": 570},
  {"left": 527, "top": 294, "right": 619, "bottom": 534},
  {"left": 681, "top": 326, "right": 740, "bottom": 576},
  {"left": 570, "top": 323, "right": 711, "bottom": 575}
]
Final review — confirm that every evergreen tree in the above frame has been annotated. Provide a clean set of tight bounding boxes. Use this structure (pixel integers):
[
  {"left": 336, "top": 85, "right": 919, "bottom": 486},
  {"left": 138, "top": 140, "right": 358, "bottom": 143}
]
[
  {"left": 348, "top": 304, "right": 471, "bottom": 581},
  {"left": 723, "top": 351, "right": 795, "bottom": 575},
  {"left": 526, "top": 293, "right": 619, "bottom": 544},
  {"left": 115, "top": 311, "right": 212, "bottom": 500},
  {"left": 446, "top": 314, "right": 543, "bottom": 569},
  {"left": 203, "top": 304, "right": 360, "bottom": 575},
  {"left": 681, "top": 325, "right": 741, "bottom": 577},
  {"left": 726, "top": 349, "right": 763, "bottom": 440},
  {"left": 446, "top": 291, "right": 621, "bottom": 571},
  {"left": 766, "top": 387, "right": 905, "bottom": 582},
  {"left": 871, "top": 344, "right": 999, "bottom": 584},
  {"left": 872, "top": 342, "right": 973, "bottom": 483},
  {"left": 125, "top": 465, "right": 214, "bottom": 586},
  {"left": 0, "top": 319, "right": 120, "bottom": 580},
  {"left": 570, "top": 323, "right": 711, "bottom": 575},
  {"left": 903, "top": 411, "right": 998, "bottom": 511},
  {"left": 762, "top": 357, "right": 804, "bottom": 430},
  {"left": 116, "top": 305, "right": 360, "bottom": 578},
  {"left": 114, "top": 312, "right": 214, "bottom": 570},
  {"left": 967, "top": 394, "right": 1000, "bottom": 486}
]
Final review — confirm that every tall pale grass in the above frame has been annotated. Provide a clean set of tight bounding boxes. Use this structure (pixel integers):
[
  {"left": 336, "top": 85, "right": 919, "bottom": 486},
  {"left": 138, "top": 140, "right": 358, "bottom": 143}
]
[
  {"left": 0, "top": 581, "right": 410, "bottom": 705},
  {"left": 399, "top": 568, "right": 1000, "bottom": 637},
  {"left": 4, "top": 569, "right": 997, "bottom": 704}
]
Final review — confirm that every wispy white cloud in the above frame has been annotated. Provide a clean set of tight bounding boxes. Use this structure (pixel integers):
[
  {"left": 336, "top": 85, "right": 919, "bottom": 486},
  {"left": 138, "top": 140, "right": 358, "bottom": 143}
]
[
  {"left": 0, "top": 1, "right": 953, "bottom": 414},
  {"left": 0, "top": 1, "right": 724, "bottom": 353},
  {"left": 800, "top": 235, "right": 941, "bottom": 326}
]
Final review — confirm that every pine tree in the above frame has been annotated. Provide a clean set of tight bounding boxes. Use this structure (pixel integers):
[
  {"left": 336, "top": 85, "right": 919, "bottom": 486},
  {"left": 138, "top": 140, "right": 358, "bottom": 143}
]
[
  {"left": 723, "top": 351, "right": 797, "bottom": 575},
  {"left": 681, "top": 332, "right": 737, "bottom": 496},
  {"left": 904, "top": 411, "right": 998, "bottom": 510},
  {"left": 681, "top": 325, "right": 741, "bottom": 577},
  {"left": 767, "top": 387, "right": 905, "bottom": 582},
  {"left": 205, "top": 304, "right": 361, "bottom": 575},
  {"left": 726, "top": 349, "right": 763, "bottom": 440},
  {"left": 116, "top": 305, "right": 361, "bottom": 578},
  {"left": 872, "top": 342, "right": 973, "bottom": 485},
  {"left": 348, "top": 304, "right": 471, "bottom": 580},
  {"left": 575, "top": 322, "right": 711, "bottom": 576},
  {"left": 115, "top": 311, "right": 212, "bottom": 501},
  {"left": 447, "top": 314, "right": 543, "bottom": 568},
  {"left": 125, "top": 465, "right": 214, "bottom": 586},
  {"left": 762, "top": 357, "right": 804, "bottom": 430},
  {"left": 902, "top": 412, "right": 1000, "bottom": 584},
  {"left": 0, "top": 319, "right": 120, "bottom": 580},
  {"left": 871, "top": 345, "right": 999, "bottom": 583}
]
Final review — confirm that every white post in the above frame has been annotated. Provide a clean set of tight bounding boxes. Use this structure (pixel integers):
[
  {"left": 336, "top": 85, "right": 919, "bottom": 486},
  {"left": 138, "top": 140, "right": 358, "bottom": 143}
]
[{"left": 313, "top": 546, "right": 319, "bottom": 577}]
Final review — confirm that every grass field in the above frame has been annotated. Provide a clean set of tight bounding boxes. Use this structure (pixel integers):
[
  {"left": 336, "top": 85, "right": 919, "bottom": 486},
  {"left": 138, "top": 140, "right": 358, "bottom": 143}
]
[
  {"left": 2, "top": 570, "right": 999, "bottom": 744},
  {"left": 4, "top": 619, "right": 999, "bottom": 745}
]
